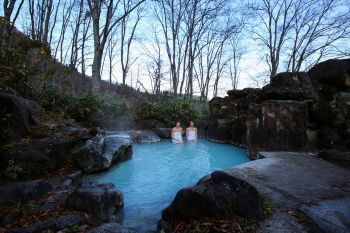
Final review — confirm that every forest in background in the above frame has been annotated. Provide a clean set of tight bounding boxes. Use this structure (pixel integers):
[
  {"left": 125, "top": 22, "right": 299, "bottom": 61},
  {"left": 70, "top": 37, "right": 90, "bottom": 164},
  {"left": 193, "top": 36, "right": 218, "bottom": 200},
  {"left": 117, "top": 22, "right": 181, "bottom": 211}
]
[{"left": 2, "top": 0, "right": 350, "bottom": 100}]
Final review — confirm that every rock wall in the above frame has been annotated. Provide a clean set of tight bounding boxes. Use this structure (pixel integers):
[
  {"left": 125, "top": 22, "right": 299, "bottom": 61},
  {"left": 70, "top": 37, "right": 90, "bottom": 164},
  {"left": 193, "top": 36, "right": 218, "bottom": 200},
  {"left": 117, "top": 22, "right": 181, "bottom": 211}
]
[
  {"left": 207, "top": 88, "right": 262, "bottom": 146},
  {"left": 247, "top": 100, "right": 308, "bottom": 159},
  {"left": 208, "top": 59, "right": 350, "bottom": 162}
]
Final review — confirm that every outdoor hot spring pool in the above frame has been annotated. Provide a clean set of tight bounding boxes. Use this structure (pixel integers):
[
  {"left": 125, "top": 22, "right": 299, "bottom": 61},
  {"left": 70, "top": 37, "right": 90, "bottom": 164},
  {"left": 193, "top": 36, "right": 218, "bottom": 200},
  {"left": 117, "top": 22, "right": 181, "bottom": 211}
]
[{"left": 89, "top": 139, "right": 249, "bottom": 231}]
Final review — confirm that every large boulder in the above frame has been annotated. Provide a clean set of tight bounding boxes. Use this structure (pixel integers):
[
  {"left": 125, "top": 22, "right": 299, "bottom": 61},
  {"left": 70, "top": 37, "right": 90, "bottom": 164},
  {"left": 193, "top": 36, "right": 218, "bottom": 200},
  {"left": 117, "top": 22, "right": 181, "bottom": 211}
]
[
  {"left": 135, "top": 131, "right": 161, "bottom": 143},
  {"left": 208, "top": 88, "right": 263, "bottom": 146},
  {"left": 308, "top": 59, "right": 350, "bottom": 90},
  {"left": 0, "top": 137, "right": 85, "bottom": 179},
  {"left": 0, "top": 92, "right": 42, "bottom": 143},
  {"left": 105, "top": 131, "right": 134, "bottom": 144},
  {"left": 152, "top": 128, "right": 172, "bottom": 139},
  {"left": 208, "top": 97, "right": 227, "bottom": 116},
  {"left": 158, "top": 171, "right": 263, "bottom": 232},
  {"left": 262, "top": 72, "right": 318, "bottom": 100},
  {"left": 227, "top": 88, "right": 262, "bottom": 99},
  {"left": 66, "top": 180, "right": 124, "bottom": 223},
  {"left": 51, "top": 124, "right": 99, "bottom": 140},
  {"left": 318, "top": 150, "right": 350, "bottom": 169},
  {"left": 229, "top": 152, "right": 350, "bottom": 233},
  {"left": 206, "top": 117, "right": 230, "bottom": 143},
  {"left": 316, "top": 91, "right": 350, "bottom": 150},
  {"left": 247, "top": 100, "right": 308, "bottom": 159},
  {"left": 73, "top": 134, "right": 132, "bottom": 173},
  {"left": 207, "top": 97, "right": 232, "bottom": 143}
]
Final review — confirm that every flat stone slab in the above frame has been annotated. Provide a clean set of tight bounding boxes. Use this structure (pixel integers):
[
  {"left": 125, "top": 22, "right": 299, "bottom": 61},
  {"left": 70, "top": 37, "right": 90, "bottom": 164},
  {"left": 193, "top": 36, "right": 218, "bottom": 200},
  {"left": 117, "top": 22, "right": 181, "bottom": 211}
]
[
  {"left": 299, "top": 196, "right": 350, "bottom": 233},
  {"left": 223, "top": 152, "right": 350, "bottom": 233},
  {"left": 257, "top": 210, "right": 308, "bottom": 233}
]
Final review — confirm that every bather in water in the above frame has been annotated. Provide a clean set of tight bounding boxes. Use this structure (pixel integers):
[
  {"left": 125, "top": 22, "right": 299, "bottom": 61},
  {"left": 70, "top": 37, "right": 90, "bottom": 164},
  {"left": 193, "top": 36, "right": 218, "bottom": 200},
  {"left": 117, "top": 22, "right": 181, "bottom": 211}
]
[
  {"left": 171, "top": 122, "right": 183, "bottom": 144},
  {"left": 186, "top": 121, "right": 197, "bottom": 142}
]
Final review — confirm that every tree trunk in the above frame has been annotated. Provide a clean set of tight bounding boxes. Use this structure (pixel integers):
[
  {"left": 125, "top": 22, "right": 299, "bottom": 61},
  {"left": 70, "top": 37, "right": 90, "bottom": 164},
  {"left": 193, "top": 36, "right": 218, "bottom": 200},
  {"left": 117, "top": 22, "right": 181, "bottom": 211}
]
[{"left": 91, "top": 47, "right": 103, "bottom": 91}]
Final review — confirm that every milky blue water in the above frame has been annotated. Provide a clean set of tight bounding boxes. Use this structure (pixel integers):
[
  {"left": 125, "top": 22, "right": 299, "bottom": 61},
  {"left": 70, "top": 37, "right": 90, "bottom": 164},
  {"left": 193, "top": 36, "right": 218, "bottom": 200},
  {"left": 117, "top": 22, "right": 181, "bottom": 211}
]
[{"left": 89, "top": 139, "right": 249, "bottom": 231}]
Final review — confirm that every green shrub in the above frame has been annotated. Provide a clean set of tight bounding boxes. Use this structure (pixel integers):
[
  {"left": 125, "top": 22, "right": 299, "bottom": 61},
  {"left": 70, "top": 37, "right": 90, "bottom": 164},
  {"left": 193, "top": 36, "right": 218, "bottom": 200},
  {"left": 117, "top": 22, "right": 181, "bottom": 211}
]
[
  {"left": 133, "top": 98, "right": 203, "bottom": 126},
  {"left": 262, "top": 201, "right": 274, "bottom": 218},
  {"left": 65, "top": 224, "right": 81, "bottom": 233},
  {"left": 61, "top": 94, "right": 127, "bottom": 127},
  {"left": 29, "top": 85, "right": 128, "bottom": 127}
]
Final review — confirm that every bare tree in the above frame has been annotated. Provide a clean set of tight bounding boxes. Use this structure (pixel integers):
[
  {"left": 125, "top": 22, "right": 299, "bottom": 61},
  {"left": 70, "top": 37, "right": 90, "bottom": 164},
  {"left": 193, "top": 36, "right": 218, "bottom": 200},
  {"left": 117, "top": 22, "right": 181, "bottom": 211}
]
[
  {"left": 196, "top": 29, "right": 226, "bottom": 100},
  {"left": 48, "top": 0, "right": 60, "bottom": 45},
  {"left": 250, "top": 0, "right": 300, "bottom": 78},
  {"left": 69, "top": 0, "right": 85, "bottom": 68},
  {"left": 53, "top": 0, "right": 74, "bottom": 62},
  {"left": 80, "top": 12, "right": 92, "bottom": 91},
  {"left": 86, "top": 0, "right": 145, "bottom": 90},
  {"left": 184, "top": 0, "right": 228, "bottom": 99},
  {"left": 104, "top": 26, "right": 118, "bottom": 90},
  {"left": 120, "top": 1, "right": 142, "bottom": 87},
  {"left": 196, "top": 31, "right": 218, "bottom": 101},
  {"left": 286, "top": 0, "right": 350, "bottom": 72},
  {"left": 3, "top": 0, "right": 24, "bottom": 25},
  {"left": 251, "top": 0, "right": 350, "bottom": 78},
  {"left": 153, "top": 0, "right": 187, "bottom": 96},
  {"left": 28, "top": 0, "right": 57, "bottom": 42},
  {"left": 143, "top": 26, "right": 166, "bottom": 99},
  {"left": 1, "top": 0, "right": 24, "bottom": 58},
  {"left": 228, "top": 36, "right": 244, "bottom": 90}
]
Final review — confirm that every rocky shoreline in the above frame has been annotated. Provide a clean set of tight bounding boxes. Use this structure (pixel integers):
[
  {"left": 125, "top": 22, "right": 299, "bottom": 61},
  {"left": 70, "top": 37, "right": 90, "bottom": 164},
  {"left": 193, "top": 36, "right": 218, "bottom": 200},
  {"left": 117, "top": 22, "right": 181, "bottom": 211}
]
[
  {"left": 158, "top": 151, "right": 350, "bottom": 233},
  {"left": 0, "top": 103, "right": 163, "bottom": 232},
  {"left": 1, "top": 59, "right": 350, "bottom": 232}
]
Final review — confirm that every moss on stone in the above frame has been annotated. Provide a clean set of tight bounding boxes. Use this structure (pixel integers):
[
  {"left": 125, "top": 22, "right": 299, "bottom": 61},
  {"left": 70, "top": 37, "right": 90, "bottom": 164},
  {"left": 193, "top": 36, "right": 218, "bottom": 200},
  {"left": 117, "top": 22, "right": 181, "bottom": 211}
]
[{"left": 261, "top": 201, "right": 274, "bottom": 219}]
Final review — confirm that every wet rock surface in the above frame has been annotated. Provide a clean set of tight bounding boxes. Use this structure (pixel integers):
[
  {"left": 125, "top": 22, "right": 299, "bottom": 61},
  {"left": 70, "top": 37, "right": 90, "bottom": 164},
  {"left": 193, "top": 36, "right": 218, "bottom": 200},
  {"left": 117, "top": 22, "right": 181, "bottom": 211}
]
[
  {"left": 256, "top": 210, "right": 309, "bottom": 233},
  {"left": 152, "top": 128, "right": 172, "bottom": 139},
  {"left": 66, "top": 179, "right": 124, "bottom": 223},
  {"left": 73, "top": 133, "right": 132, "bottom": 173},
  {"left": 208, "top": 88, "right": 263, "bottom": 146},
  {"left": 206, "top": 116, "right": 230, "bottom": 143},
  {"left": 158, "top": 171, "right": 264, "bottom": 232},
  {"left": 238, "top": 152, "right": 350, "bottom": 233},
  {"left": 246, "top": 100, "right": 308, "bottom": 159},
  {"left": 135, "top": 131, "right": 161, "bottom": 143},
  {"left": 159, "top": 152, "right": 350, "bottom": 233},
  {"left": 299, "top": 196, "right": 350, "bottom": 233}
]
